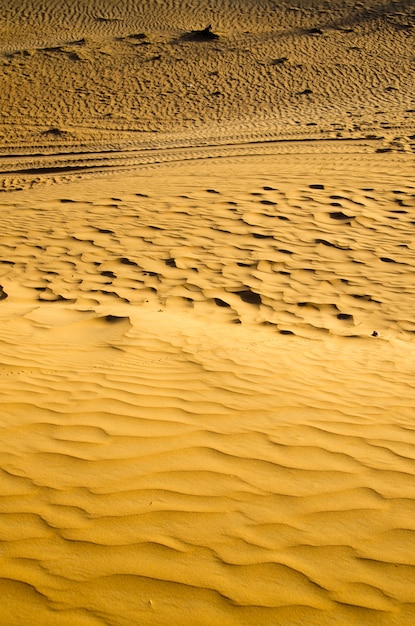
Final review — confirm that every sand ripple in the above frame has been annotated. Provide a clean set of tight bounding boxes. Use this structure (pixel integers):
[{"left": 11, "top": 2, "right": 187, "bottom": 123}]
[{"left": 0, "top": 152, "right": 415, "bottom": 624}]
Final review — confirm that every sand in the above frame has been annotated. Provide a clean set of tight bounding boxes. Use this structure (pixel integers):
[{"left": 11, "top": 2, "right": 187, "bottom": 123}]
[{"left": 1, "top": 1, "right": 415, "bottom": 625}]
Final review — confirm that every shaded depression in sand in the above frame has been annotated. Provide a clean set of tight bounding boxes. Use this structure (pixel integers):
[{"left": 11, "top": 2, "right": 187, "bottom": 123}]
[{"left": 1, "top": 154, "right": 415, "bottom": 625}]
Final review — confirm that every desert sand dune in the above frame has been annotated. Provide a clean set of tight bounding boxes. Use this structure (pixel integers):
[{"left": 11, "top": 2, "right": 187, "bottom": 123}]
[
  {"left": 1, "top": 154, "right": 415, "bottom": 625},
  {"left": 1, "top": 0, "right": 414, "bottom": 159},
  {"left": 1, "top": 0, "right": 415, "bottom": 624}
]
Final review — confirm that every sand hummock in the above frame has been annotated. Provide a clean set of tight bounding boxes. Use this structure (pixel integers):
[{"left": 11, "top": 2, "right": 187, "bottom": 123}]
[{"left": 1, "top": 1, "right": 415, "bottom": 625}]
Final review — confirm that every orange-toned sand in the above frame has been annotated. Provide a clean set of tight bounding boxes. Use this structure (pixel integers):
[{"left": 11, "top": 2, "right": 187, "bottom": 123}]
[{"left": 1, "top": 1, "right": 415, "bottom": 625}]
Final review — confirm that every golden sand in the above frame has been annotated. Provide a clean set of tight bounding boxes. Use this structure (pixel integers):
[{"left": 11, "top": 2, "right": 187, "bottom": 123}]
[{"left": 1, "top": 1, "right": 415, "bottom": 625}]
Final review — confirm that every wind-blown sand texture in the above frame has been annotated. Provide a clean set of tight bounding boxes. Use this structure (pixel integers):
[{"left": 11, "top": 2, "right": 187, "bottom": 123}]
[{"left": 1, "top": 1, "right": 415, "bottom": 625}]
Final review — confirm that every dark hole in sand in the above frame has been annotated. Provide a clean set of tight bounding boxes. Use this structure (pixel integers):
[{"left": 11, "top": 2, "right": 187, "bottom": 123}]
[
  {"left": 120, "top": 257, "right": 139, "bottom": 266},
  {"left": 104, "top": 315, "right": 128, "bottom": 323},
  {"left": 330, "top": 211, "right": 352, "bottom": 220},
  {"left": 214, "top": 298, "right": 230, "bottom": 308},
  {"left": 237, "top": 290, "right": 262, "bottom": 305}
]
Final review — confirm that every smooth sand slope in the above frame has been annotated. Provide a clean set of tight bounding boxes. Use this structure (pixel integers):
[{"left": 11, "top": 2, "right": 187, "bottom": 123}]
[{"left": 1, "top": 1, "right": 415, "bottom": 625}]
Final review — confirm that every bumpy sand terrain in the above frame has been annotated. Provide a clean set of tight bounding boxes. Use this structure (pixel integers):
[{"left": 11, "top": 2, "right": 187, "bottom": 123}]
[
  {"left": 1, "top": 1, "right": 415, "bottom": 625},
  {"left": 1, "top": 0, "right": 415, "bottom": 166}
]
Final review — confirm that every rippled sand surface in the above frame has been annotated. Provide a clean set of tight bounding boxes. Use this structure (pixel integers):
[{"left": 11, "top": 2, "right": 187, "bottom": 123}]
[
  {"left": 1, "top": 0, "right": 415, "bottom": 623},
  {"left": 1, "top": 152, "right": 415, "bottom": 625}
]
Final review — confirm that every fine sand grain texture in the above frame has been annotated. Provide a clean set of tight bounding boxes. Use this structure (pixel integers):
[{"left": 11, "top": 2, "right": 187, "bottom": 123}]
[{"left": 1, "top": 0, "right": 415, "bottom": 625}]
